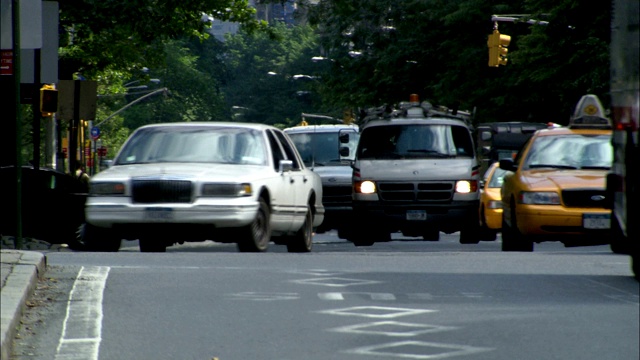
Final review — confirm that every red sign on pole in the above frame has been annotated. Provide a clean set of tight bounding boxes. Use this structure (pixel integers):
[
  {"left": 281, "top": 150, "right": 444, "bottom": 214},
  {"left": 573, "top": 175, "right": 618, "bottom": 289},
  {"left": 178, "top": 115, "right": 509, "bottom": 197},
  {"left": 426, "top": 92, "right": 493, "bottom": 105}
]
[{"left": 1, "top": 51, "right": 13, "bottom": 76}]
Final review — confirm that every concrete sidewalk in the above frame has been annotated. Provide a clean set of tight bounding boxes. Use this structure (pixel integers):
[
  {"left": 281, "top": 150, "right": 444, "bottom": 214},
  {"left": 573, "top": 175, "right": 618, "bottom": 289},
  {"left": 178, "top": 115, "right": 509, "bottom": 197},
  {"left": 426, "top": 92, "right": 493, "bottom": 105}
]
[{"left": 0, "top": 249, "right": 46, "bottom": 360}]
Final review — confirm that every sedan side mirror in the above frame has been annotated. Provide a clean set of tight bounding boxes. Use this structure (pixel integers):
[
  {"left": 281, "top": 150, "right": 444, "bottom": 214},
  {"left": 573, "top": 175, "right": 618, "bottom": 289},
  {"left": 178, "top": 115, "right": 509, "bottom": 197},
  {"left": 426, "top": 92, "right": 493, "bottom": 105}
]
[{"left": 279, "top": 159, "right": 293, "bottom": 173}]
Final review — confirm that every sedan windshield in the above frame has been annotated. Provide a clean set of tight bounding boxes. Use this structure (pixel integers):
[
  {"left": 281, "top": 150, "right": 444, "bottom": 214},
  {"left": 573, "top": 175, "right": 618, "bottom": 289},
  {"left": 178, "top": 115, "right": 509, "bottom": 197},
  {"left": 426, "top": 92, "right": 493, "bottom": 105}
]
[
  {"left": 523, "top": 134, "right": 612, "bottom": 170},
  {"left": 115, "top": 126, "right": 268, "bottom": 166},
  {"left": 288, "top": 131, "right": 359, "bottom": 167}
]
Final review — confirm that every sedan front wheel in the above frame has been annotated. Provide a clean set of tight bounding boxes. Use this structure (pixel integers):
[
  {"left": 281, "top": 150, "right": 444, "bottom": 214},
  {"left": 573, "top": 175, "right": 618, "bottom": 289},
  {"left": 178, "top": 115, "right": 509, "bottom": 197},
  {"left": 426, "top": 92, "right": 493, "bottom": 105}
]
[{"left": 237, "top": 198, "right": 271, "bottom": 252}]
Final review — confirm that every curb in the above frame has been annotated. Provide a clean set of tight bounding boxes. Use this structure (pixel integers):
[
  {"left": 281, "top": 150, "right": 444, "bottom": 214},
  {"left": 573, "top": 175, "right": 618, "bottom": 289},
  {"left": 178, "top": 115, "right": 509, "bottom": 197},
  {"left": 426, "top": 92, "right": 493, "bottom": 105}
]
[{"left": 0, "top": 250, "right": 47, "bottom": 360}]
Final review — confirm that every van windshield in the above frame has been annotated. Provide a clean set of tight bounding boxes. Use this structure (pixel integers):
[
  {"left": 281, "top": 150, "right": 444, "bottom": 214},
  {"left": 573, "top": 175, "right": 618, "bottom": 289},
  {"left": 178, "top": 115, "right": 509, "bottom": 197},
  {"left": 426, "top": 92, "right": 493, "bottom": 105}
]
[
  {"left": 357, "top": 124, "right": 474, "bottom": 160},
  {"left": 288, "top": 131, "right": 359, "bottom": 166}
]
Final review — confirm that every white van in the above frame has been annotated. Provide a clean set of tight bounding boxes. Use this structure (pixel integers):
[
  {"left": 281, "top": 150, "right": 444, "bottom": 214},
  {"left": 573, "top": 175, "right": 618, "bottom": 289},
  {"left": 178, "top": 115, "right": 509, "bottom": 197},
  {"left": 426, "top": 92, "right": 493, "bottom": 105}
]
[{"left": 348, "top": 96, "right": 481, "bottom": 246}]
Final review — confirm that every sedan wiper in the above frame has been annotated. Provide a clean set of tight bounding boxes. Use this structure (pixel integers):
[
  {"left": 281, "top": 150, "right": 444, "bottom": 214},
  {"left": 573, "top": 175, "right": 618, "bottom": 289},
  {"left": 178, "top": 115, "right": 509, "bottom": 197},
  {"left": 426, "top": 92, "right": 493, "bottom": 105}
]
[
  {"left": 528, "top": 164, "right": 578, "bottom": 169},
  {"left": 580, "top": 165, "right": 611, "bottom": 170}
]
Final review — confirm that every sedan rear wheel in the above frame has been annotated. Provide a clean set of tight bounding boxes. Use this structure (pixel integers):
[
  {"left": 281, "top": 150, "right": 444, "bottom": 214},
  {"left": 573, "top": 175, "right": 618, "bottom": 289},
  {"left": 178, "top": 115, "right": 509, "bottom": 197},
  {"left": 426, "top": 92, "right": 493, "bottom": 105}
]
[
  {"left": 237, "top": 198, "right": 271, "bottom": 252},
  {"left": 78, "top": 223, "right": 121, "bottom": 252},
  {"left": 287, "top": 205, "right": 313, "bottom": 253}
]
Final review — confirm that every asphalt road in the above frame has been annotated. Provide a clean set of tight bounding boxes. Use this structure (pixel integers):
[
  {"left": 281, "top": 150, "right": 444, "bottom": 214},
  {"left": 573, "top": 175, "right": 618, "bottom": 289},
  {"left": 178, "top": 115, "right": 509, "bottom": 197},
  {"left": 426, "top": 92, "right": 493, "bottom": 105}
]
[{"left": 9, "top": 232, "right": 639, "bottom": 360}]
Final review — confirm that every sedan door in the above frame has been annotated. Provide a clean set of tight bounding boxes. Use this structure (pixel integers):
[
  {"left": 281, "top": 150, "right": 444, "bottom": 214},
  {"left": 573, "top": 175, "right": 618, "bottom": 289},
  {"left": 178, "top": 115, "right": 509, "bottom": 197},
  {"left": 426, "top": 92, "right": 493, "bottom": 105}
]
[{"left": 265, "top": 130, "right": 298, "bottom": 232}]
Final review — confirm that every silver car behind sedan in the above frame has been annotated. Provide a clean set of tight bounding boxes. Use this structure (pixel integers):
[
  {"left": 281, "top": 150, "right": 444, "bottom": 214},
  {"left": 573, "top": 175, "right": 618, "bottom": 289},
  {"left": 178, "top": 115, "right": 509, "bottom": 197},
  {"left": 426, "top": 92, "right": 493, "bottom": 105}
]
[{"left": 81, "top": 122, "right": 324, "bottom": 253}]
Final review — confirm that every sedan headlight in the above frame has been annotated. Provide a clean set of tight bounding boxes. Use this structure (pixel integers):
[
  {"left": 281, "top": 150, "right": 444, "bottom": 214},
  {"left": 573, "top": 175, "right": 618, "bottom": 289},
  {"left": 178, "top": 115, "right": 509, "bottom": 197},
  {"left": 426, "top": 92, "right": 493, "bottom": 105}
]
[
  {"left": 519, "top": 191, "right": 560, "bottom": 205},
  {"left": 202, "top": 183, "right": 252, "bottom": 197},
  {"left": 354, "top": 180, "right": 376, "bottom": 194},
  {"left": 90, "top": 182, "right": 126, "bottom": 195}
]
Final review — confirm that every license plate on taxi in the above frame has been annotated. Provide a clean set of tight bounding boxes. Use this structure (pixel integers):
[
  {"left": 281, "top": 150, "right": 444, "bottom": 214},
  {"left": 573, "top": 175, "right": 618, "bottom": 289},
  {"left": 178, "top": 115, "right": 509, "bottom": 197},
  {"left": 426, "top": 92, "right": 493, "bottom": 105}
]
[
  {"left": 144, "top": 207, "right": 174, "bottom": 221},
  {"left": 406, "top": 210, "right": 427, "bottom": 221},
  {"left": 582, "top": 213, "right": 610, "bottom": 229}
]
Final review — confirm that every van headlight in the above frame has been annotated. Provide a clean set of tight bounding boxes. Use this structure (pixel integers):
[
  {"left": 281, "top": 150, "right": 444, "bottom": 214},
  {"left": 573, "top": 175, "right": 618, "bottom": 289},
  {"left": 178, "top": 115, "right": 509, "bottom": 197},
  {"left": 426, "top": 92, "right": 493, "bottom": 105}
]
[
  {"left": 455, "top": 180, "right": 478, "bottom": 194},
  {"left": 355, "top": 180, "right": 376, "bottom": 194}
]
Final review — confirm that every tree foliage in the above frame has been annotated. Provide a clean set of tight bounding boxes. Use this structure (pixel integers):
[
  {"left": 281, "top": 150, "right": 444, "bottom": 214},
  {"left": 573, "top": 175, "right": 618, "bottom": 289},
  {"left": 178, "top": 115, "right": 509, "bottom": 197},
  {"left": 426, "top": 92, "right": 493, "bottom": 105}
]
[{"left": 307, "top": 0, "right": 611, "bottom": 125}]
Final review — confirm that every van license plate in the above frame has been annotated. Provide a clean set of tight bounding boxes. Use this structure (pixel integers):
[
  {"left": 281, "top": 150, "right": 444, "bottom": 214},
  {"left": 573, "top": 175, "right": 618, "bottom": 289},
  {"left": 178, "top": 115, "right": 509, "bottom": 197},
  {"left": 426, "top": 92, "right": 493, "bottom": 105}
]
[
  {"left": 583, "top": 213, "right": 609, "bottom": 229},
  {"left": 406, "top": 210, "right": 427, "bottom": 221},
  {"left": 145, "top": 208, "right": 174, "bottom": 221}
]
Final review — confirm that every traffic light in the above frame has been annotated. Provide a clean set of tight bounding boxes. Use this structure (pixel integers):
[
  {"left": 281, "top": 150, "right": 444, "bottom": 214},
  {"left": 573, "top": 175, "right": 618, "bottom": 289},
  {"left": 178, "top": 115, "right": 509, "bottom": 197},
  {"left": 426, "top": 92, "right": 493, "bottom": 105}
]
[
  {"left": 487, "top": 30, "right": 511, "bottom": 67},
  {"left": 40, "top": 84, "right": 58, "bottom": 116}
]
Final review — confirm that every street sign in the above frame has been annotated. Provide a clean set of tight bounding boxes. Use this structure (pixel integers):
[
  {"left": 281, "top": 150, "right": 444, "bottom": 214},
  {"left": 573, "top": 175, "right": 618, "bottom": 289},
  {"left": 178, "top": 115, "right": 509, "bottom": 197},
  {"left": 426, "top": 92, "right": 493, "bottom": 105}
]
[{"left": 91, "top": 126, "right": 100, "bottom": 140}]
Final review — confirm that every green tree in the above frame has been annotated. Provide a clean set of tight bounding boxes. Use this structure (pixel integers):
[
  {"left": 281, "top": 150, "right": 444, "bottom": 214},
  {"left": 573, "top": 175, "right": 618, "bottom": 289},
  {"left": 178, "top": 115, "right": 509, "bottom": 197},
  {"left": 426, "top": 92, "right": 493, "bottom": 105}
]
[
  {"left": 307, "top": 0, "right": 610, "bottom": 124},
  {"left": 220, "top": 22, "right": 332, "bottom": 126}
]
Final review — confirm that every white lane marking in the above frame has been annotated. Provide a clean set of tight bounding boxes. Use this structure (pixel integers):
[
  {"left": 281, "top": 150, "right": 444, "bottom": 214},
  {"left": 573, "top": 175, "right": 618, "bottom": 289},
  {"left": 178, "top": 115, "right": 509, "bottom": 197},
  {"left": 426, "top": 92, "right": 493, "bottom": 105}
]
[
  {"left": 225, "top": 292, "right": 300, "bottom": 301},
  {"left": 55, "top": 266, "right": 110, "bottom": 360},
  {"left": 319, "top": 292, "right": 345, "bottom": 300},
  {"left": 318, "top": 306, "right": 436, "bottom": 318},
  {"left": 344, "top": 340, "right": 493, "bottom": 359},
  {"left": 291, "top": 277, "right": 381, "bottom": 287},
  {"left": 329, "top": 321, "right": 458, "bottom": 337},
  {"left": 318, "top": 292, "right": 396, "bottom": 300}
]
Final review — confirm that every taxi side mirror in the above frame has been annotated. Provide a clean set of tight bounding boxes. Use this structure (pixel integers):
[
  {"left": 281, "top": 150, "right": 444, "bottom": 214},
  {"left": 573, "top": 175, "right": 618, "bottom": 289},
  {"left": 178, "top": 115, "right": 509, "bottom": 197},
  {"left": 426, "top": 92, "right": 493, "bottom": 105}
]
[{"left": 499, "top": 158, "right": 517, "bottom": 172}]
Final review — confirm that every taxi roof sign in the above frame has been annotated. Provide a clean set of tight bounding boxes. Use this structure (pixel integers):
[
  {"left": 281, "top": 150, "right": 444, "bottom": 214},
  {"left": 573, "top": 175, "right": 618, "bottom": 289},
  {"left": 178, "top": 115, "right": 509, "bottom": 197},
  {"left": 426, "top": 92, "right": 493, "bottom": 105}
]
[{"left": 569, "top": 94, "right": 611, "bottom": 129}]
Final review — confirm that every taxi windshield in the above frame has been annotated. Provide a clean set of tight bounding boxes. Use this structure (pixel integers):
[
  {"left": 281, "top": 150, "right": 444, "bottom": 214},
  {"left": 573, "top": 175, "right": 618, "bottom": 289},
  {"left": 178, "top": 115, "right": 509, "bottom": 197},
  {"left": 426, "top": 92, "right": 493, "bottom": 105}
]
[{"left": 523, "top": 134, "right": 612, "bottom": 170}]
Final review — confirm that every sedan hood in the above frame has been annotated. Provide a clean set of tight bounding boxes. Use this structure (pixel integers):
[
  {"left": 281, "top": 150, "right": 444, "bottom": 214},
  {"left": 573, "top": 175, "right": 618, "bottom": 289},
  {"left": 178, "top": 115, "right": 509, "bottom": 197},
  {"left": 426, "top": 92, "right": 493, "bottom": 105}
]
[
  {"left": 311, "top": 165, "right": 353, "bottom": 186},
  {"left": 521, "top": 169, "right": 607, "bottom": 190},
  {"left": 92, "top": 163, "right": 271, "bottom": 182}
]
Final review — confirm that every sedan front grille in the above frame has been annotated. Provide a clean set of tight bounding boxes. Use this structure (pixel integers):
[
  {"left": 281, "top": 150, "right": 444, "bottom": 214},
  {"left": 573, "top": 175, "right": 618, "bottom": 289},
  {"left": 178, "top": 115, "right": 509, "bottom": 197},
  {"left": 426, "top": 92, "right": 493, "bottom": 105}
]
[
  {"left": 561, "top": 189, "right": 607, "bottom": 208},
  {"left": 132, "top": 180, "right": 193, "bottom": 204},
  {"left": 378, "top": 181, "right": 454, "bottom": 202},
  {"left": 322, "top": 185, "right": 352, "bottom": 204}
]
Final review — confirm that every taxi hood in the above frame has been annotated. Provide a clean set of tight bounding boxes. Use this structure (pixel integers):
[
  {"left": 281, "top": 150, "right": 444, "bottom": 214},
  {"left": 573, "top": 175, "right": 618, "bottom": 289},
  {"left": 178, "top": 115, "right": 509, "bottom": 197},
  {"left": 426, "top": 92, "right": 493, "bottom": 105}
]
[{"left": 521, "top": 169, "right": 607, "bottom": 190}]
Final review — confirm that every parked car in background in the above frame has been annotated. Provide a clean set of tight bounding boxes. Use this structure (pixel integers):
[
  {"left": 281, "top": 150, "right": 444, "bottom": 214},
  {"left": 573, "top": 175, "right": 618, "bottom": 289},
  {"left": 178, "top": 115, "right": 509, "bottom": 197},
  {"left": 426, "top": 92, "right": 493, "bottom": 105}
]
[
  {"left": 81, "top": 122, "right": 324, "bottom": 253},
  {"left": 284, "top": 124, "right": 359, "bottom": 240},
  {"left": 0, "top": 165, "right": 87, "bottom": 249},
  {"left": 499, "top": 95, "right": 613, "bottom": 252},
  {"left": 478, "top": 162, "right": 508, "bottom": 241}
]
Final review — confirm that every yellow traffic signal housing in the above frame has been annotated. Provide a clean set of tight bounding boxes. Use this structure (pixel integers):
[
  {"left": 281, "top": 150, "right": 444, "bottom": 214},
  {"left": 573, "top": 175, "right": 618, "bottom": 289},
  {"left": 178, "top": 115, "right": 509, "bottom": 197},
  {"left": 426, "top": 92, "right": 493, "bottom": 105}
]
[
  {"left": 40, "top": 84, "right": 58, "bottom": 116},
  {"left": 487, "top": 30, "right": 511, "bottom": 67}
]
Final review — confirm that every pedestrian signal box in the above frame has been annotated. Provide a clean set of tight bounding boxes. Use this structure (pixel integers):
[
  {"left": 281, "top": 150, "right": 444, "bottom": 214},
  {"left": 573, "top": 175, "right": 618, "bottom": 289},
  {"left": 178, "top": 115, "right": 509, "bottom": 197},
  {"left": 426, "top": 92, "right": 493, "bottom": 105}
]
[{"left": 40, "top": 84, "right": 58, "bottom": 116}]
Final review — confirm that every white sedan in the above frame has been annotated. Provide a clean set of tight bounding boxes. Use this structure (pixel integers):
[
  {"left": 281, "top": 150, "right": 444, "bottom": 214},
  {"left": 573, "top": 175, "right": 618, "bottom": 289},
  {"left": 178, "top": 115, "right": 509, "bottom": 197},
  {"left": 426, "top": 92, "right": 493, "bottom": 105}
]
[{"left": 80, "top": 122, "right": 324, "bottom": 253}]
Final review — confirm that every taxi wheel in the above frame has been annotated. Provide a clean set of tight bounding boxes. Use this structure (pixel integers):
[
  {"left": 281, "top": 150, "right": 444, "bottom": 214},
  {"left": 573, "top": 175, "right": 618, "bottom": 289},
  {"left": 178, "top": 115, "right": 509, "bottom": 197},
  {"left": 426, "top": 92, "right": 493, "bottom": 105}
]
[
  {"left": 237, "top": 198, "right": 271, "bottom": 252},
  {"left": 479, "top": 208, "right": 497, "bottom": 241},
  {"left": 287, "top": 205, "right": 313, "bottom": 253},
  {"left": 501, "top": 205, "right": 533, "bottom": 252},
  {"left": 609, "top": 216, "right": 630, "bottom": 254}
]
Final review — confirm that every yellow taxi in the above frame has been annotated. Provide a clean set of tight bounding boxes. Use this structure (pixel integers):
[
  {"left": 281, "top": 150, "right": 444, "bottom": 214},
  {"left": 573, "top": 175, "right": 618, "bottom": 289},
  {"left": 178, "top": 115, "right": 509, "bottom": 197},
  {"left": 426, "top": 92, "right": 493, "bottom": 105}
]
[
  {"left": 479, "top": 161, "right": 509, "bottom": 240},
  {"left": 499, "top": 95, "right": 613, "bottom": 251}
]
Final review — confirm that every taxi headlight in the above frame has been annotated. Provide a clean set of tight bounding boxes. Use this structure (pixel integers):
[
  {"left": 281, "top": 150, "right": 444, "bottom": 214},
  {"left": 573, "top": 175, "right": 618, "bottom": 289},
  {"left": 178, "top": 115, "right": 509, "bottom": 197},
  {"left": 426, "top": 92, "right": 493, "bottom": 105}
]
[
  {"left": 455, "top": 180, "right": 478, "bottom": 194},
  {"left": 90, "top": 182, "right": 126, "bottom": 195},
  {"left": 519, "top": 191, "right": 560, "bottom": 205},
  {"left": 487, "top": 200, "right": 502, "bottom": 209},
  {"left": 202, "top": 183, "right": 252, "bottom": 197},
  {"left": 355, "top": 180, "right": 376, "bottom": 194}
]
